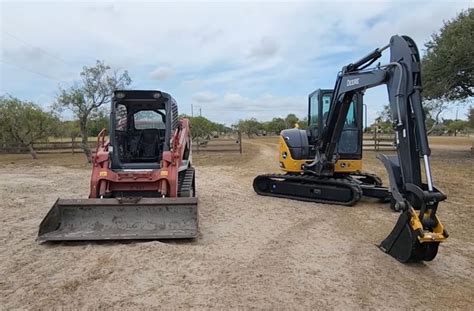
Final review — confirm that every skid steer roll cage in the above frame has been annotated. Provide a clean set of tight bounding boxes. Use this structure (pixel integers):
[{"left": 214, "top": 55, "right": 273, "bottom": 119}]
[{"left": 305, "top": 35, "right": 446, "bottom": 225}]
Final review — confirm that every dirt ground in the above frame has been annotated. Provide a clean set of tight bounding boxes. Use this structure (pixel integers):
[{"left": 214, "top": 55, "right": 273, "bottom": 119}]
[{"left": 0, "top": 137, "right": 473, "bottom": 309}]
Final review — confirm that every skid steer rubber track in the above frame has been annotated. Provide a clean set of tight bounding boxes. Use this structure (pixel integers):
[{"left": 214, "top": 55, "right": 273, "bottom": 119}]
[{"left": 253, "top": 173, "right": 362, "bottom": 206}]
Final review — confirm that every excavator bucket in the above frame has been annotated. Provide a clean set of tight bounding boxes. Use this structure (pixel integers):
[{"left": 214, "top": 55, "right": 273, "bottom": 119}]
[
  {"left": 379, "top": 210, "right": 440, "bottom": 262},
  {"left": 37, "top": 197, "right": 198, "bottom": 242}
]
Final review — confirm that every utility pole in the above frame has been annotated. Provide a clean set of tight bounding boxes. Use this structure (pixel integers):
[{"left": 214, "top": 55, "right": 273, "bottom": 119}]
[
  {"left": 199, "top": 107, "right": 202, "bottom": 117},
  {"left": 191, "top": 104, "right": 194, "bottom": 117}
]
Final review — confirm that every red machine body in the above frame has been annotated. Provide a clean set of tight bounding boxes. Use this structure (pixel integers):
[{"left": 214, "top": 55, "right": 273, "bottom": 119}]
[
  {"left": 90, "top": 118, "right": 191, "bottom": 199},
  {"left": 38, "top": 90, "right": 198, "bottom": 242}
]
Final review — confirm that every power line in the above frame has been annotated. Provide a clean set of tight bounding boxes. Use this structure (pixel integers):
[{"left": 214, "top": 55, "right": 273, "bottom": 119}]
[
  {"left": 0, "top": 59, "right": 59, "bottom": 81},
  {"left": 3, "top": 31, "right": 70, "bottom": 65}
]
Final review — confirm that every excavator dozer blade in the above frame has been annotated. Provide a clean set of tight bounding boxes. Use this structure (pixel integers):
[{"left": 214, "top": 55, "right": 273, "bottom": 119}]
[
  {"left": 37, "top": 197, "right": 198, "bottom": 242},
  {"left": 379, "top": 210, "right": 439, "bottom": 262}
]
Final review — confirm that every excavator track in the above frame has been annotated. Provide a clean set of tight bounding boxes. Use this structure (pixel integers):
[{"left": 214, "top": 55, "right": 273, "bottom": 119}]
[
  {"left": 348, "top": 172, "right": 391, "bottom": 202},
  {"left": 253, "top": 173, "right": 362, "bottom": 206}
]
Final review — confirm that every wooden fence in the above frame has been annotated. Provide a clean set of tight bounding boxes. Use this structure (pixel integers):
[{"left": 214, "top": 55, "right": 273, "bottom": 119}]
[
  {"left": 0, "top": 132, "right": 243, "bottom": 155},
  {"left": 363, "top": 132, "right": 396, "bottom": 151},
  {"left": 0, "top": 132, "right": 392, "bottom": 155},
  {"left": 0, "top": 140, "right": 97, "bottom": 154},
  {"left": 192, "top": 132, "right": 242, "bottom": 154}
]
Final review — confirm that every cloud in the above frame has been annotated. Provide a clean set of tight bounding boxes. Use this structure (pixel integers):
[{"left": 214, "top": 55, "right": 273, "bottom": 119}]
[
  {"left": 248, "top": 36, "right": 279, "bottom": 59},
  {"left": 195, "top": 92, "right": 306, "bottom": 125},
  {"left": 149, "top": 66, "right": 174, "bottom": 80},
  {"left": 1, "top": 0, "right": 470, "bottom": 126},
  {"left": 192, "top": 91, "right": 218, "bottom": 103},
  {"left": 223, "top": 92, "right": 247, "bottom": 106}
]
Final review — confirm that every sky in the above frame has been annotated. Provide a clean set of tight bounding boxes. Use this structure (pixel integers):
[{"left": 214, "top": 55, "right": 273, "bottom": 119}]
[{"left": 0, "top": 0, "right": 471, "bottom": 126}]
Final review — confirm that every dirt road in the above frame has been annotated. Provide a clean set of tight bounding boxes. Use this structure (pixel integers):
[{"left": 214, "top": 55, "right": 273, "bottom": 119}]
[{"left": 1, "top": 140, "right": 473, "bottom": 309}]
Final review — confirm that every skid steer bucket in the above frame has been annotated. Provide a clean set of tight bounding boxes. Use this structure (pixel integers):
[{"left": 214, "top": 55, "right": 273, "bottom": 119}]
[{"left": 37, "top": 197, "right": 198, "bottom": 242}]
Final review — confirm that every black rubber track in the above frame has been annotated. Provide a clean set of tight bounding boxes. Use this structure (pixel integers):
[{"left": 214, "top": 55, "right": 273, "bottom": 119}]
[
  {"left": 178, "top": 167, "right": 195, "bottom": 197},
  {"left": 253, "top": 173, "right": 363, "bottom": 206}
]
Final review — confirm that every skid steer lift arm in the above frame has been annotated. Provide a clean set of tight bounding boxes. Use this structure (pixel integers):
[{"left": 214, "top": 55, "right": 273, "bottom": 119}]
[{"left": 305, "top": 35, "right": 448, "bottom": 262}]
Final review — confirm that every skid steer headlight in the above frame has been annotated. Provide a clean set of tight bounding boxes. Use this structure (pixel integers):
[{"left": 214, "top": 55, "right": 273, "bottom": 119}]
[
  {"left": 282, "top": 151, "right": 287, "bottom": 159},
  {"left": 153, "top": 92, "right": 162, "bottom": 99},
  {"left": 116, "top": 92, "right": 125, "bottom": 99}
]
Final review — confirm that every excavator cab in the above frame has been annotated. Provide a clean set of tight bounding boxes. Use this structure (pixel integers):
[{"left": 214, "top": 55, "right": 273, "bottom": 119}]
[{"left": 308, "top": 89, "right": 363, "bottom": 160}]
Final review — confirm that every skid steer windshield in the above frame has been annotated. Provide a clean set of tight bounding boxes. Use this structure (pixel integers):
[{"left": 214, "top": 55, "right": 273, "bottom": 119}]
[{"left": 114, "top": 103, "right": 167, "bottom": 165}]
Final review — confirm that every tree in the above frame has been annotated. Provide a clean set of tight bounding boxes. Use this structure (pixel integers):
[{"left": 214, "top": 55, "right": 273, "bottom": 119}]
[
  {"left": 374, "top": 105, "right": 394, "bottom": 133},
  {"left": 0, "top": 96, "right": 59, "bottom": 159},
  {"left": 187, "top": 116, "right": 216, "bottom": 142},
  {"left": 468, "top": 106, "right": 474, "bottom": 129},
  {"left": 422, "top": 9, "right": 473, "bottom": 101},
  {"left": 446, "top": 119, "right": 469, "bottom": 136},
  {"left": 88, "top": 110, "right": 110, "bottom": 137},
  {"left": 285, "top": 113, "right": 299, "bottom": 128},
  {"left": 298, "top": 116, "right": 309, "bottom": 129},
  {"left": 265, "top": 117, "right": 286, "bottom": 134},
  {"left": 55, "top": 60, "right": 131, "bottom": 162},
  {"left": 424, "top": 100, "right": 449, "bottom": 134},
  {"left": 375, "top": 101, "right": 448, "bottom": 135},
  {"left": 235, "top": 118, "right": 261, "bottom": 138}
]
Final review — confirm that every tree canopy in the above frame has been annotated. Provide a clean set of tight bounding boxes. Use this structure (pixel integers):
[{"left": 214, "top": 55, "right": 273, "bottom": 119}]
[
  {"left": 55, "top": 60, "right": 131, "bottom": 162},
  {"left": 0, "top": 96, "right": 59, "bottom": 159},
  {"left": 183, "top": 115, "right": 228, "bottom": 142},
  {"left": 422, "top": 9, "right": 473, "bottom": 101},
  {"left": 235, "top": 118, "right": 262, "bottom": 138}
]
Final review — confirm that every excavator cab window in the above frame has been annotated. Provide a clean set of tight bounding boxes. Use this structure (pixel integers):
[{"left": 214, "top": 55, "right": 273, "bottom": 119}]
[
  {"left": 308, "top": 89, "right": 362, "bottom": 158},
  {"left": 322, "top": 94, "right": 331, "bottom": 125}
]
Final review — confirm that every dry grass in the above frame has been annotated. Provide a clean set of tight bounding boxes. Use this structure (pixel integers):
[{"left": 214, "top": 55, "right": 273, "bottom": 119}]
[
  {"left": 1, "top": 134, "right": 472, "bottom": 309},
  {"left": 429, "top": 135, "right": 472, "bottom": 146},
  {"left": 192, "top": 142, "right": 255, "bottom": 167},
  {"left": 0, "top": 153, "right": 90, "bottom": 169}
]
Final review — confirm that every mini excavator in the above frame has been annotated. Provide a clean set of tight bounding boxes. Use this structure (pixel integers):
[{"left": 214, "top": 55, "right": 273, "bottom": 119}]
[{"left": 253, "top": 35, "right": 448, "bottom": 262}]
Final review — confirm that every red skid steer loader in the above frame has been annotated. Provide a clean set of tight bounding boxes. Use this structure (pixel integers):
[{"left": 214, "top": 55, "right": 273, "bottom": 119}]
[{"left": 38, "top": 90, "right": 198, "bottom": 241}]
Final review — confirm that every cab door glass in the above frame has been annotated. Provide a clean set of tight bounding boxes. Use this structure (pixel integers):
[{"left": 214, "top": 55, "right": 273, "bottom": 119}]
[
  {"left": 321, "top": 95, "right": 331, "bottom": 125},
  {"left": 309, "top": 93, "right": 319, "bottom": 127},
  {"left": 345, "top": 102, "right": 357, "bottom": 128}
]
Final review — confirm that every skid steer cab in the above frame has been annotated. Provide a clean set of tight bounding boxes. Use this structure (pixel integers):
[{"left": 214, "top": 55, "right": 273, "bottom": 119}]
[{"left": 38, "top": 90, "right": 198, "bottom": 242}]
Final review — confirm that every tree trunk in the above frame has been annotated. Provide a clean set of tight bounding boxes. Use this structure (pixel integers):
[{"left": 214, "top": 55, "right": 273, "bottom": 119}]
[
  {"left": 28, "top": 144, "right": 38, "bottom": 160},
  {"left": 80, "top": 118, "right": 92, "bottom": 163}
]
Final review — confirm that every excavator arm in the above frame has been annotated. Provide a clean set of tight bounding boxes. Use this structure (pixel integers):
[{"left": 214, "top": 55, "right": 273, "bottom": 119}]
[{"left": 305, "top": 35, "right": 448, "bottom": 262}]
